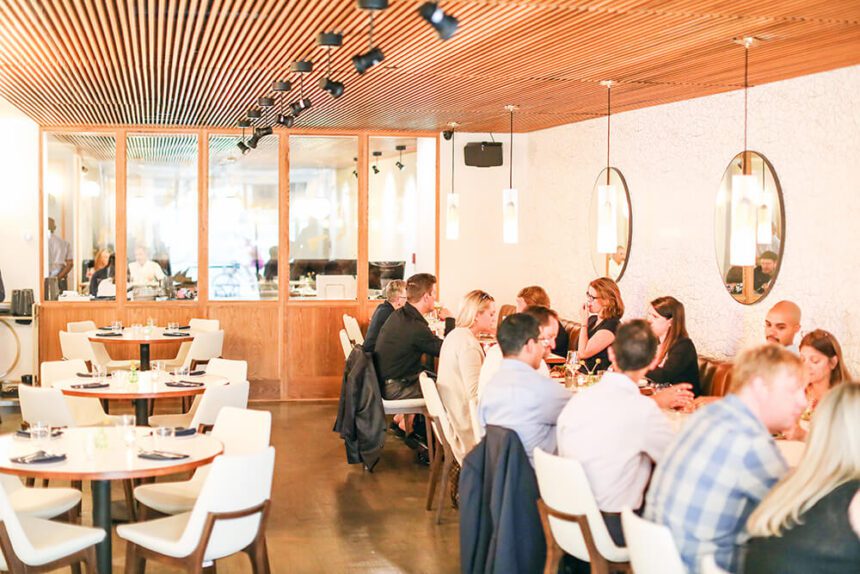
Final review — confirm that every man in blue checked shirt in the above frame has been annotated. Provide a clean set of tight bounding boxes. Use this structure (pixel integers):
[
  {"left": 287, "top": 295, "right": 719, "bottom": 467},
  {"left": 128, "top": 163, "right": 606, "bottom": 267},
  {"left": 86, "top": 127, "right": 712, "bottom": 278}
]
[{"left": 645, "top": 344, "right": 807, "bottom": 573}]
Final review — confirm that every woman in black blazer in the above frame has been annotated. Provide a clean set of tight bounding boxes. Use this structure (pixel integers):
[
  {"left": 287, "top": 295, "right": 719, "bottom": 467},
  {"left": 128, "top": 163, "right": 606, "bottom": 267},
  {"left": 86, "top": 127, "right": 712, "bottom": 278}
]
[{"left": 645, "top": 296, "right": 701, "bottom": 396}]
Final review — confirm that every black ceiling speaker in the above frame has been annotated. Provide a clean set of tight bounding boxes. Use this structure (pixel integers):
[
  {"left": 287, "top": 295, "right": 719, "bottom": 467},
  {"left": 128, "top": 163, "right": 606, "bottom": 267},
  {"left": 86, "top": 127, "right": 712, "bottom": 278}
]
[{"left": 463, "top": 141, "right": 503, "bottom": 167}]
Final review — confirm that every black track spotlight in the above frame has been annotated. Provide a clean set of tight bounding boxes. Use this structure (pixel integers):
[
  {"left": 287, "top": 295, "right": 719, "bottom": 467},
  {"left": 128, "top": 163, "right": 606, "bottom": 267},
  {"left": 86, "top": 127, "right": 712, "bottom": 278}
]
[
  {"left": 277, "top": 114, "right": 295, "bottom": 128},
  {"left": 236, "top": 141, "right": 251, "bottom": 155},
  {"left": 354, "top": 0, "right": 388, "bottom": 74},
  {"left": 419, "top": 2, "right": 459, "bottom": 41},
  {"left": 289, "top": 98, "right": 312, "bottom": 117},
  {"left": 273, "top": 80, "right": 291, "bottom": 92},
  {"left": 319, "top": 31, "right": 346, "bottom": 98},
  {"left": 247, "top": 109, "right": 262, "bottom": 120},
  {"left": 372, "top": 150, "right": 382, "bottom": 174},
  {"left": 258, "top": 97, "right": 274, "bottom": 108},
  {"left": 247, "top": 126, "right": 273, "bottom": 150},
  {"left": 395, "top": 144, "right": 406, "bottom": 170},
  {"left": 353, "top": 46, "right": 384, "bottom": 75},
  {"left": 352, "top": 157, "right": 359, "bottom": 179},
  {"left": 237, "top": 119, "right": 252, "bottom": 154},
  {"left": 319, "top": 77, "right": 345, "bottom": 98}
]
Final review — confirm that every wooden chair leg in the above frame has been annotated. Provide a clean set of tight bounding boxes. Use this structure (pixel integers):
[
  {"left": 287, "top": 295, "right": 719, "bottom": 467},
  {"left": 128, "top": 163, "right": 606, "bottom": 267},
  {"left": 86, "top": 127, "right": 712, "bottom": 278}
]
[
  {"left": 245, "top": 536, "right": 270, "bottom": 574},
  {"left": 538, "top": 501, "right": 565, "bottom": 574},
  {"left": 123, "top": 479, "right": 138, "bottom": 522},
  {"left": 84, "top": 545, "right": 98, "bottom": 574},
  {"left": 436, "top": 454, "right": 452, "bottom": 524},
  {"left": 202, "top": 562, "right": 217, "bottom": 574},
  {"left": 424, "top": 433, "right": 443, "bottom": 511},
  {"left": 71, "top": 560, "right": 82, "bottom": 574},
  {"left": 25, "top": 477, "right": 34, "bottom": 487},
  {"left": 125, "top": 541, "right": 145, "bottom": 574}
]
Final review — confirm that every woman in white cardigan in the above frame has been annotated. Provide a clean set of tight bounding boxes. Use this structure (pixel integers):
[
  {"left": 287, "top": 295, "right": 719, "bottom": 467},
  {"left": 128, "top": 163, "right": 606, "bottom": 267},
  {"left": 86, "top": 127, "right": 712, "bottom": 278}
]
[{"left": 436, "top": 290, "right": 496, "bottom": 462}]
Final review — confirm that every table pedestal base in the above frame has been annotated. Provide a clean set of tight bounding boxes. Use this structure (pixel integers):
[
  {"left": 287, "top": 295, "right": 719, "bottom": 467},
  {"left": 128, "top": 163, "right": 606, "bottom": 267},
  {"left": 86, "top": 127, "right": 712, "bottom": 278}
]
[
  {"left": 134, "top": 399, "right": 150, "bottom": 427},
  {"left": 92, "top": 479, "right": 112, "bottom": 574},
  {"left": 139, "top": 343, "right": 151, "bottom": 371}
]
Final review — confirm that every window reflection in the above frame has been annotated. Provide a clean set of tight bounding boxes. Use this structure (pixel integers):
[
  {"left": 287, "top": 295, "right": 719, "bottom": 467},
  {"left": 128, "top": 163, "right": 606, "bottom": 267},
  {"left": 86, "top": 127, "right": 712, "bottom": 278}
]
[
  {"left": 208, "top": 135, "right": 279, "bottom": 300},
  {"left": 126, "top": 135, "right": 198, "bottom": 301},
  {"left": 288, "top": 136, "right": 358, "bottom": 299},
  {"left": 43, "top": 133, "right": 117, "bottom": 301},
  {"left": 367, "top": 137, "right": 436, "bottom": 298}
]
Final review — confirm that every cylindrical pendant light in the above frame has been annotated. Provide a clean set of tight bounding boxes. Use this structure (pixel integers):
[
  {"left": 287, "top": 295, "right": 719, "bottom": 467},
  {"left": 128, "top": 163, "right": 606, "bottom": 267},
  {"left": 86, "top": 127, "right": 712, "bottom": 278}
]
[{"left": 502, "top": 105, "right": 518, "bottom": 244}]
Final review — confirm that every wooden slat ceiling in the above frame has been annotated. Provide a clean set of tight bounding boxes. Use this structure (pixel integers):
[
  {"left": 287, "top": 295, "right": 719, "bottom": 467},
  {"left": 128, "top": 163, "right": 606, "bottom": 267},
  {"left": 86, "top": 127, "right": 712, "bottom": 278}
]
[{"left": 0, "top": 1, "right": 858, "bottom": 133}]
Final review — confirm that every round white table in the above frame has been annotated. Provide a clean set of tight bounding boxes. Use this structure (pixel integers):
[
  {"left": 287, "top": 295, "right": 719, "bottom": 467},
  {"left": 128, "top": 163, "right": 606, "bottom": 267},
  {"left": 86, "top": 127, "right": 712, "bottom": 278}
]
[
  {"left": 87, "top": 328, "right": 194, "bottom": 371},
  {"left": 0, "top": 428, "right": 222, "bottom": 574},
  {"left": 55, "top": 372, "right": 228, "bottom": 426}
]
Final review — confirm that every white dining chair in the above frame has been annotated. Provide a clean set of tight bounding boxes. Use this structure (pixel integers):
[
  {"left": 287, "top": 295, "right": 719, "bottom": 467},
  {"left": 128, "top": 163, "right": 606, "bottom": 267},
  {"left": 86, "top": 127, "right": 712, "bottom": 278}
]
[
  {"left": 163, "top": 330, "right": 224, "bottom": 371},
  {"left": 148, "top": 380, "right": 250, "bottom": 429},
  {"left": 701, "top": 555, "right": 730, "bottom": 574},
  {"left": 419, "top": 373, "right": 461, "bottom": 523},
  {"left": 58, "top": 330, "right": 132, "bottom": 372},
  {"left": 66, "top": 320, "right": 96, "bottom": 333},
  {"left": 135, "top": 407, "right": 272, "bottom": 516},
  {"left": 152, "top": 359, "right": 248, "bottom": 428},
  {"left": 533, "top": 448, "right": 630, "bottom": 574},
  {"left": 342, "top": 314, "right": 364, "bottom": 345},
  {"left": 41, "top": 359, "right": 115, "bottom": 427},
  {"left": 0, "top": 480, "right": 103, "bottom": 573},
  {"left": 339, "top": 329, "right": 353, "bottom": 360},
  {"left": 621, "top": 508, "right": 685, "bottom": 574},
  {"left": 168, "top": 319, "right": 222, "bottom": 367},
  {"left": 19, "top": 384, "right": 76, "bottom": 428},
  {"left": 0, "top": 474, "right": 80, "bottom": 521},
  {"left": 119, "top": 447, "right": 275, "bottom": 574},
  {"left": 468, "top": 398, "right": 483, "bottom": 444}
]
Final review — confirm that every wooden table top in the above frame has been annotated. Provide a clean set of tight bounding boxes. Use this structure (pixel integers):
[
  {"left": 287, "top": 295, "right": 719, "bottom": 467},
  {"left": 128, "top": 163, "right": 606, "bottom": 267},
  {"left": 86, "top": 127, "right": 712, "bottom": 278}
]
[
  {"left": 55, "top": 372, "right": 227, "bottom": 400},
  {"left": 87, "top": 328, "right": 194, "bottom": 344}
]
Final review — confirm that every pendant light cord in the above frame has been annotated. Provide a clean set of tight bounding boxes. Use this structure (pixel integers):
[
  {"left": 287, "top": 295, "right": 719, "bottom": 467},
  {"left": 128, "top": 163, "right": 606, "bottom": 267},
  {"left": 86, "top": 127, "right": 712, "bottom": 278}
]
[
  {"left": 743, "top": 44, "right": 749, "bottom": 153},
  {"left": 450, "top": 131, "right": 455, "bottom": 195},
  {"left": 606, "top": 85, "right": 611, "bottom": 185},
  {"left": 509, "top": 109, "right": 513, "bottom": 189},
  {"left": 369, "top": 12, "right": 375, "bottom": 50}
]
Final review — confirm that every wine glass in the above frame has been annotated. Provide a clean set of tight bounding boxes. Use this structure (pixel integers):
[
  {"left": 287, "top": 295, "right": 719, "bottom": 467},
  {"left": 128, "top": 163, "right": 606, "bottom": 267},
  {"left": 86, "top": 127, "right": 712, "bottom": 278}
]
[
  {"left": 153, "top": 426, "right": 174, "bottom": 451},
  {"left": 30, "top": 421, "right": 49, "bottom": 452},
  {"left": 117, "top": 414, "right": 136, "bottom": 448}
]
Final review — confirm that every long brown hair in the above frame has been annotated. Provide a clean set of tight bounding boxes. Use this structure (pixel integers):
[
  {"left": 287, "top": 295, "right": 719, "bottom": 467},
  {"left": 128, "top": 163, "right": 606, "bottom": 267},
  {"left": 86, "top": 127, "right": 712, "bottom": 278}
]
[
  {"left": 800, "top": 329, "right": 851, "bottom": 387},
  {"left": 589, "top": 277, "right": 624, "bottom": 320},
  {"left": 651, "top": 296, "right": 688, "bottom": 365},
  {"left": 517, "top": 285, "right": 550, "bottom": 307}
]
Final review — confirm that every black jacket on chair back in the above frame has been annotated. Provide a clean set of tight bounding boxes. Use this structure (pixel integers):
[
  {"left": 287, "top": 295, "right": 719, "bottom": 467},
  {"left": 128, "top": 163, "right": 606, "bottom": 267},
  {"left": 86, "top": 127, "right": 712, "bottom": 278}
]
[
  {"left": 333, "top": 344, "right": 386, "bottom": 471},
  {"left": 459, "top": 425, "right": 546, "bottom": 574}
]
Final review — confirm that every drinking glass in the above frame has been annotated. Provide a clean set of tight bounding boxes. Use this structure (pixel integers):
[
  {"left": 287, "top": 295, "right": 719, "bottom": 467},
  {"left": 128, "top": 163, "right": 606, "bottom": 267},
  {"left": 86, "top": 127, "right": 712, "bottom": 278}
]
[
  {"left": 131, "top": 323, "right": 142, "bottom": 337},
  {"left": 94, "top": 364, "right": 106, "bottom": 383},
  {"left": 174, "top": 366, "right": 189, "bottom": 379},
  {"left": 112, "top": 320, "right": 123, "bottom": 333},
  {"left": 153, "top": 426, "right": 174, "bottom": 451},
  {"left": 30, "top": 421, "right": 49, "bottom": 451},
  {"left": 146, "top": 317, "right": 155, "bottom": 328},
  {"left": 152, "top": 361, "right": 164, "bottom": 381},
  {"left": 167, "top": 321, "right": 178, "bottom": 333},
  {"left": 117, "top": 414, "right": 136, "bottom": 448}
]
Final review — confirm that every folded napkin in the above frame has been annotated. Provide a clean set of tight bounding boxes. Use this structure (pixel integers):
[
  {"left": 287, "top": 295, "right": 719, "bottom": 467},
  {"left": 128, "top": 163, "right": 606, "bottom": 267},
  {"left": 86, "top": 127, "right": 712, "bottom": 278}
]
[
  {"left": 173, "top": 427, "right": 197, "bottom": 437},
  {"left": 98, "top": 326, "right": 114, "bottom": 330},
  {"left": 71, "top": 382, "right": 110, "bottom": 390},
  {"left": 10, "top": 451, "right": 67, "bottom": 464},
  {"left": 163, "top": 332, "right": 187, "bottom": 337},
  {"left": 165, "top": 381, "right": 204, "bottom": 388},
  {"left": 76, "top": 372, "right": 94, "bottom": 378},
  {"left": 187, "top": 370, "right": 205, "bottom": 376},
  {"left": 15, "top": 429, "right": 64, "bottom": 439},
  {"left": 138, "top": 450, "right": 189, "bottom": 461},
  {"left": 178, "top": 325, "right": 191, "bottom": 330},
  {"left": 96, "top": 332, "right": 123, "bottom": 337}
]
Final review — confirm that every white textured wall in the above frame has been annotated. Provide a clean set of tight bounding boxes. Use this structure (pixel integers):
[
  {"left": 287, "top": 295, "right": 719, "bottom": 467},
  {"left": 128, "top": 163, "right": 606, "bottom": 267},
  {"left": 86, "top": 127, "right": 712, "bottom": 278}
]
[
  {"left": 0, "top": 95, "right": 39, "bottom": 380},
  {"left": 441, "top": 64, "right": 860, "bottom": 370}
]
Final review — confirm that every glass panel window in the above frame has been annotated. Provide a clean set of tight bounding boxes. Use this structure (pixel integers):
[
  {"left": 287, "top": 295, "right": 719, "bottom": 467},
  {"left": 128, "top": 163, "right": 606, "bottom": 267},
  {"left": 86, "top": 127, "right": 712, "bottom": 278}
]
[
  {"left": 126, "top": 134, "right": 198, "bottom": 301},
  {"left": 43, "top": 133, "right": 117, "bottom": 301},
  {"left": 288, "top": 136, "right": 358, "bottom": 299},
  {"left": 208, "top": 135, "right": 279, "bottom": 300},
  {"left": 367, "top": 137, "right": 436, "bottom": 297}
]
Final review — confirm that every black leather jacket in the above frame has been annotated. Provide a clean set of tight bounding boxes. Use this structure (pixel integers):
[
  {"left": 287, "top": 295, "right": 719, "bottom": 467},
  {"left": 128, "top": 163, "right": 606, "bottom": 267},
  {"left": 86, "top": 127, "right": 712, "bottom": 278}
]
[{"left": 333, "top": 345, "right": 386, "bottom": 471}]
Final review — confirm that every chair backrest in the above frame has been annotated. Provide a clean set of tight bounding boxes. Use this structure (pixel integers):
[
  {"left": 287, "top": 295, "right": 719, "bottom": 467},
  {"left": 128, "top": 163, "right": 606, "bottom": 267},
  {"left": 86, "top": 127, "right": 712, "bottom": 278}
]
[
  {"left": 40, "top": 359, "right": 109, "bottom": 426},
  {"left": 700, "top": 555, "right": 730, "bottom": 574},
  {"left": 468, "top": 398, "right": 483, "bottom": 444},
  {"left": 19, "top": 384, "right": 77, "bottom": 427},
  {"left": 40, "top": 359, "right": 87, "bottom": 386},
  {"left": 58, "top": 331, "right": 96, "bottom": 364},
  {"left": 211, "top": 407, "right": 272, "bottom": 454},
  {"left": 533, "top": 448, "right": 628, "bottom": 564},
  {"left": 419, "top": 373, "right": 464, "bottom": 464},
  {"left": 183, "top": 331, "right": 225, "bottom": 368},
  {"left": 190, "top": 381, "right": 250, "bottom": 428},
  {"left": 179, "top": 447, "right": 275, "bottom": 562},
  {"left": 621, "top": 508, "right": 685, "bottom": 574},
  {"left": 206, "top": 358, "right": 248, "bottom": 384},
  {"left": 66, "top": 320, "right": 96, "bottom": 333},
  {"left": 338, "top": 329, "right": 352, "bottom": 360},
  {"left": 190, "top": 318, "right": 220, "bottom": 332},
  {"left": 342, "top": 314, "right": 364, "bottom": 345}
]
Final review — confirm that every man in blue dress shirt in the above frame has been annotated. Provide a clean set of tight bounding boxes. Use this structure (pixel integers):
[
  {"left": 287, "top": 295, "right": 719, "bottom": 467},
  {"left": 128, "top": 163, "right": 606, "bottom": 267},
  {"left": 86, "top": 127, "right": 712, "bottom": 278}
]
[{"left": 478, "top": 313, "right": 572, "bottom": 465}]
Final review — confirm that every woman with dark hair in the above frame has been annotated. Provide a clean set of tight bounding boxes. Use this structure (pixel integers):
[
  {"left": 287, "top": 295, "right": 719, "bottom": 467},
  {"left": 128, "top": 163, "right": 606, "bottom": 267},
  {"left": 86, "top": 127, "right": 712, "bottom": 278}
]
[
  {"left": 578, "top": 277, "right": 624, "bottom": 373},
  {"left": 645, "top": 296, "right": 701, "bottom": 396},
  {"left": 799, "top": 329, "right": 851, "bottom": 419}
]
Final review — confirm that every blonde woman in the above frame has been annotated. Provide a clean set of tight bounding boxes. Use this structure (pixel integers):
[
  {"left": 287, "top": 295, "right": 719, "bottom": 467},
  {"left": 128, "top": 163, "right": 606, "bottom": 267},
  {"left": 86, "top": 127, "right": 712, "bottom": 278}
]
[
  {"left": 436, "top": 290, "right": 496, "bottom": 461},
  {"left": 744, "top": 382, "right": 860, "bottom": 573}
]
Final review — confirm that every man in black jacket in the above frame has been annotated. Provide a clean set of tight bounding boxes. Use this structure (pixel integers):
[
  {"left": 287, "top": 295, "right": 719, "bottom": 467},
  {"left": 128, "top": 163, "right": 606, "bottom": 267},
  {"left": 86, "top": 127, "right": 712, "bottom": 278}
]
[
  {"left": 363, "top": 280, "right": 407, "bottom": 354},
  {"left": 374, "top": 273, "right": 449, "bottom": 400}
]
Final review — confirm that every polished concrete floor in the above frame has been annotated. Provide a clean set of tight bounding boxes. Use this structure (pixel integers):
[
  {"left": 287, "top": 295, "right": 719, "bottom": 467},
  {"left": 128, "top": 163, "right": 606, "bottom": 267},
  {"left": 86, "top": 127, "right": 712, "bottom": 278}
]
[{"left": 0, "top": 401, "right": 461, "bottom": 574}]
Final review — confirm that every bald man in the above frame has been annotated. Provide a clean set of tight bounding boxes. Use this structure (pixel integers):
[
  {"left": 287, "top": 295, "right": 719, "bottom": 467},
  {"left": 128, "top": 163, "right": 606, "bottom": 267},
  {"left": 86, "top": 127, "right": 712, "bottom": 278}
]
[{"left": 765, "top": 300, "right": 801, "bottom": 353}]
